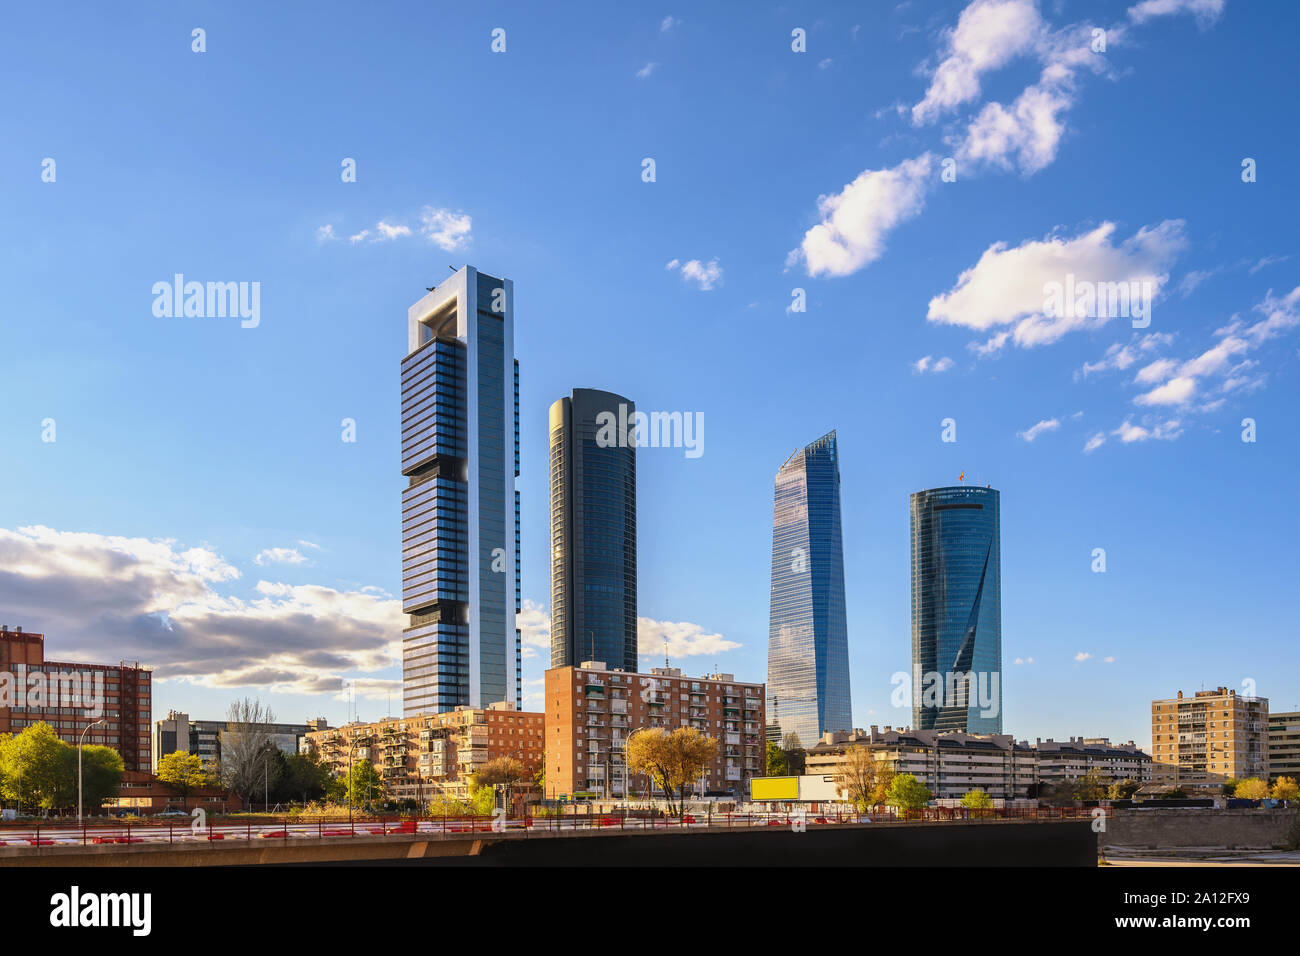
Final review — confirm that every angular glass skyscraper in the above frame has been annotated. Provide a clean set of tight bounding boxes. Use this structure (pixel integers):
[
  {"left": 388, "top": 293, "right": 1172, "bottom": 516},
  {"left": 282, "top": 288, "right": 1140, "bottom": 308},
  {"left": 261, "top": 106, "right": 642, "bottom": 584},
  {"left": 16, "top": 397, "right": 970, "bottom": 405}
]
[
  {"left": 910, "top": 485, "right": 1002, "bottom": 734},
  {"left": 548, "top": 388, "right": 637, "bottom": 672},
  {"left": 767, "top": 430, "right": 852, "bottom": 750},
  {"left": 401, "top": 266, "right": 520, "bottom": 716}
]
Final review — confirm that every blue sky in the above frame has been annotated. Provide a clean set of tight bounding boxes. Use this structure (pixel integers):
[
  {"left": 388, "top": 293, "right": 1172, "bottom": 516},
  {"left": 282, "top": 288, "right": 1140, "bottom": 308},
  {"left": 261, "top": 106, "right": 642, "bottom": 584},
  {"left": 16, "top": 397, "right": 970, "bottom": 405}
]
[{"left": 1, "top": 0, "right": 1297, "bottom": 750}]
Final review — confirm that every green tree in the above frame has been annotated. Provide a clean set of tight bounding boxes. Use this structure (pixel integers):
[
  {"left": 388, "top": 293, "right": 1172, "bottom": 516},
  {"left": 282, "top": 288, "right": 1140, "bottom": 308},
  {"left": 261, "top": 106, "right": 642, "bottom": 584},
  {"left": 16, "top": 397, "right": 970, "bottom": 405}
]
[
  {"left": 0, "top": 722, "right": 70, "bottom": 810},
  {"left": 885, "top": 773, "right": 932, "bottom": 811},
  {"left": 469, "top": 784, "right": 496, "bottom": 815},
  {"left": 766, "top": 741, "right": 788, "bottom": 777},
  {"left": 345, "top": 760, "right": 385, "bottom": 810},
  {"left": 1234, "top": 777, "right": 1269, "bottom": 800},
  {"left": 961, "top": 788, "right": 994, "bottom": 810},
  {"left": 281, "top": 752, "right": 330, "bottom": 804},
  {"left": 156, "top": 752, "right": 211, "bottom": 810},
  {"left": 75, "top": 746, "right": 124, "bottom": 811}
]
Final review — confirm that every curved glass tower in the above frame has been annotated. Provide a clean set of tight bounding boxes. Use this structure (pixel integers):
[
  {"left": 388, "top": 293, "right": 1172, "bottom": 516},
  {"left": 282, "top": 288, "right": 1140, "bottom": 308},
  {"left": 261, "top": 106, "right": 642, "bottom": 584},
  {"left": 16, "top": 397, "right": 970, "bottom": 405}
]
[
  {"left": 766, "top": 430, "right": 852, "bottom": 750},
  {"left": 549, "top": 388, "right": 637, "bottom": 672},
  {"left": 910, "top": 485, "right": 1002, "bottom": 734}
]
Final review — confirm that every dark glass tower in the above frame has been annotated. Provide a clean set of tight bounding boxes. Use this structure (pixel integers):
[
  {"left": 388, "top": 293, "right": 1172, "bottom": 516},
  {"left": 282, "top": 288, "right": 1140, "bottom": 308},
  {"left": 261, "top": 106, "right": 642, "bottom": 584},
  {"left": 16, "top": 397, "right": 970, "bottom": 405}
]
[
  {"left": 910, "top": 485, "right": 1002, "bottom": 733},
  {"left": 549, "top": 388, "right": 637, "bottom": 672},
  {"left": 766, "top": 430, "right": 852, "bottom": 750},
  {"left": 401, "top": 266, "right": 521, "bottom": 716}
]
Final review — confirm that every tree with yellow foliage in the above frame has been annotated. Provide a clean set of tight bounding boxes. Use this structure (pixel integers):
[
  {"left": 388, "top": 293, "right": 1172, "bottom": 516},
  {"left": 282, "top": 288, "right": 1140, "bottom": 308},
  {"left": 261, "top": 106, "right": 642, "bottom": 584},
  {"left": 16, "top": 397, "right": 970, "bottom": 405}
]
[
  {"left": 625, "top": 726, "right": 717, "bottom": 817},
  {"left": 1271, "top": 776, "right": 1298, "bottom": 801},
  {"left": 833, "top": 745, "right": 892, "bottom": 812}
]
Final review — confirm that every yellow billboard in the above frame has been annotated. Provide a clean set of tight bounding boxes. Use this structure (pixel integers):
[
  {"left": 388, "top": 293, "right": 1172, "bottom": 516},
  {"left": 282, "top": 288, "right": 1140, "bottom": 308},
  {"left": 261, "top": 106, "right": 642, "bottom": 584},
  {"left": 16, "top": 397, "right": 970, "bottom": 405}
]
[{"left": 750, "top": 776, "right": 800, "bottom": 801}]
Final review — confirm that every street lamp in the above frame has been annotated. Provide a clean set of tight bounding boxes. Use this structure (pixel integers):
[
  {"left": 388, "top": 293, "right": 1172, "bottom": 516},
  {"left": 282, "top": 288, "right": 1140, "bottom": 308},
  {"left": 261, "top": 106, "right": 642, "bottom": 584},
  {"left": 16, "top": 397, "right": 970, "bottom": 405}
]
[{"left": 78, "top": 718, "right": 106, "bottom": 825}]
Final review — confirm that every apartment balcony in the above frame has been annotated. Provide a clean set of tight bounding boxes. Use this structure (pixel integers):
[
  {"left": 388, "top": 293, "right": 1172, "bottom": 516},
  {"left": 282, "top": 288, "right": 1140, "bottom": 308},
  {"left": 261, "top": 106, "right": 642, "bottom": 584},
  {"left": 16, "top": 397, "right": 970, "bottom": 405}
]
[{"left": 725, "top": 733, "right": 740, "bottom": 745}]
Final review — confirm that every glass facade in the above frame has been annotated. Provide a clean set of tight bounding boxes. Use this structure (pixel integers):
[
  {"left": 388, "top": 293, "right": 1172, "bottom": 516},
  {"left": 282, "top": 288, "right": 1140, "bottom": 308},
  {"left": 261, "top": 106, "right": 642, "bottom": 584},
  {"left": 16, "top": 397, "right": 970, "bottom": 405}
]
[
  {"left": 401, "top": 267, "right": 520, "bottom": 716},
  {"left": 910, "top": 485, "right": 1002, "bottom": 734},
  {"left": 766, "top": 431, "right": 852, "bottom": 750},
  {"left": 549, "top": 389, "right": 637, "bottom": 672}
]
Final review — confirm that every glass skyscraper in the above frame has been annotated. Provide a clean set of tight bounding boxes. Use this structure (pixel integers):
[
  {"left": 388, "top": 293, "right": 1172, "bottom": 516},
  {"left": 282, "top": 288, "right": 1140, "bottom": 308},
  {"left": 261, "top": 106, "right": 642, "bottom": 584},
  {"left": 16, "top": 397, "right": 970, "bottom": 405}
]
[
  {"left": 548, "top": 388, "right": 637, "bottom": 672},
  {"left": 767, "top": 430, "right": 852, "bottom": 750},
  {"left": 910, "top": 485, "right": 1002, "bottom": 734},
  {"left": 401, "top": 266, "right": 521, "bottom": 716}
]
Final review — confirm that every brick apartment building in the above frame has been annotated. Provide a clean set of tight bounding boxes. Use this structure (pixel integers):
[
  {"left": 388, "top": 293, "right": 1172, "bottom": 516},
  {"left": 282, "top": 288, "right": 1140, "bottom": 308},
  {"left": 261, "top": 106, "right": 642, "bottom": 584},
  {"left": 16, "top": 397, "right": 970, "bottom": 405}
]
[
  {"left": 1151, "top": 687, "right": 1269, "bottom": 790},
  {"left": 544, "top": 661, "right": 766, "bottom": 800},
  {"left": 302, "top": 701, "right": 544, "bottom": 802},
  {"left": 0, "top": 625, "right": 152, "bottom": 772}
]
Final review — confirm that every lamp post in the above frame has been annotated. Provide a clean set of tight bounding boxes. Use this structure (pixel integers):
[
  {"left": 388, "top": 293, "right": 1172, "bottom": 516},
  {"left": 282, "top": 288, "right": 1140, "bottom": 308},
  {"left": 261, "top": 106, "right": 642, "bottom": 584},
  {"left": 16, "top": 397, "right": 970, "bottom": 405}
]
[{"left": 78, "top": 718, "right": 106, "bottom": 825}]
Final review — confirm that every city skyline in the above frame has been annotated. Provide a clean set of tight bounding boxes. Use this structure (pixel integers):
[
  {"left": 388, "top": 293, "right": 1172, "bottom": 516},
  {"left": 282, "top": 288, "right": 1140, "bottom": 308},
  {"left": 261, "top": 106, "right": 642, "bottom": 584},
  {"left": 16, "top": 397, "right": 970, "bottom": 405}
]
[{"left": 1, "top": 2, "right": 1298, "bottom": 753}]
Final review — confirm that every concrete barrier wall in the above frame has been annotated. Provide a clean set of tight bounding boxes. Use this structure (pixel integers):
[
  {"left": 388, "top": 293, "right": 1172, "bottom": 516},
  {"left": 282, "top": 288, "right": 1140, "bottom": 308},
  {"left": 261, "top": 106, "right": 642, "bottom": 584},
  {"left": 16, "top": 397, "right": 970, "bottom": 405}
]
[
  {"left": 1, "top": 820, "right": 1096, "bottom": 867},
  {"left": 1100, "top": 809, "right": 1297, "bottom": 849},
  {"left": 466, "top": 820, "right": 1095, "bottom": 867}
]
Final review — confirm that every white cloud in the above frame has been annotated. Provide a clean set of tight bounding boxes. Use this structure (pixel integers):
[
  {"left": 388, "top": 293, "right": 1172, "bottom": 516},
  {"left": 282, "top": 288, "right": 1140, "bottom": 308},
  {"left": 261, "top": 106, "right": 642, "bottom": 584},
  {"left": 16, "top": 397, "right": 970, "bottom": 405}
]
[
  {"left": 253, "top": 547, "right": 308, "bottom": 567},
  {"left": 1083, "top": 431, "right": 1106, "bottom": 453},
  {"left": 316, "top": 224, "right": 338, "bottom": 242},
  {"left": 660, "top": 15, "right": 681, "bottom": 31},
  {"left": 517, "top": 598, "right": 550, "bottom": 658},
  {"left": 1128, "top": 0, "right": 1225, "bottom": 27},
  {"left": 789, "top": 153, "right": 934, "bottom": 277},
  {"left": 374, "top": 220, "right": 412, "bottom": 242},
  {"left": 1112, "top": 417, "right": 1183, "bottom": 443},
  {"left": 911, "top": 0, "right": 1042, "bottom": 125},
  {"left": 927, "top": 220, "right": 1186, "bottom": 348},
  {"left": 636, "top": 61, "right": 659, "bottom": 78},
  {"left": 1014, "top": 656, "right": 1035, "bottom": 665},
  {"left": 1250, "top": 254, "right": 1290, "bottom": 275},
  {"left": 348, "top": 229, "right": 370, "bottom": 244},
  {"left": 0, "top": 525, "right": 401, "bottom": 696},
  {"left": 1017, "top": 417, "right": 1060, "bottom": 442},
  {"left": 1103, "top": 655, "right": 1116, "bottom": 663},
  {"left": 1074, "top": 651, "right": 1092, "bottom": 662},
  {"left": 637, "top": 617, "right": 741, "bottom": 659},
  {"left": 1077, "top": 333, "right": 1174, "bottom": 379},
  {"left": 1127, "top": 288, "right": 1298, "bottom": 408},
  {"left": 666, "top": 257, "right": 723, "bottom": 290},
  {"left": 1134, "top": 375, "right": 1197, "bottom": 406},
  {"left": 913, "top": 354, "right": 955, "bottom": 374},
  {"left": 420, "top": 207, "right": 472, "bottom": 251}
]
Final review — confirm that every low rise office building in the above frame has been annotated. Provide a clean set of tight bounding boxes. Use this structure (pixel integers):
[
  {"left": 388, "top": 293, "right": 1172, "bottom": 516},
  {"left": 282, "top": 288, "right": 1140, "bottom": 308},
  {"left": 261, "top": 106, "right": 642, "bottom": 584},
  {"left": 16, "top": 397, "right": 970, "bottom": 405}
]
[{"left": 152, "top": 710, "right": 329, "bottom": 772}]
